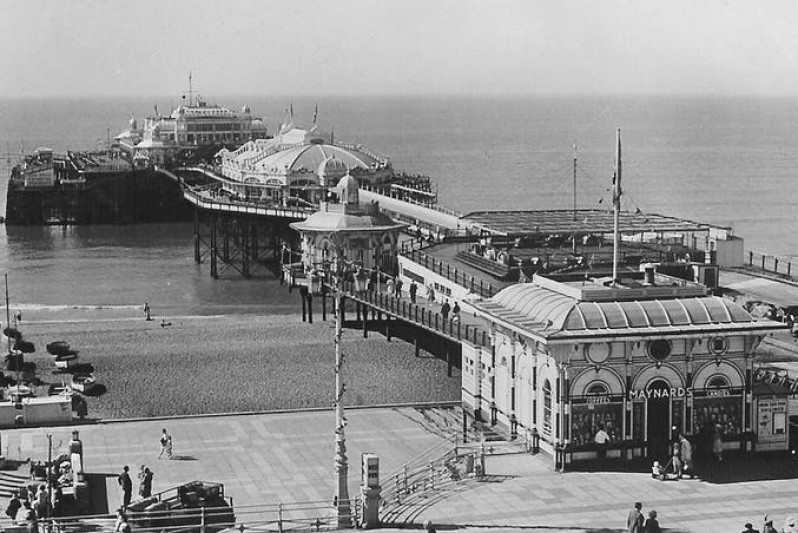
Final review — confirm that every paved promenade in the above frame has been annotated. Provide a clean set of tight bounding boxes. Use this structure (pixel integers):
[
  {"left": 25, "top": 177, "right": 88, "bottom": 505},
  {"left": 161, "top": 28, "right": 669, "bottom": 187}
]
[{"left": 1, "top": 406, "right": 797, "bottom": 533}]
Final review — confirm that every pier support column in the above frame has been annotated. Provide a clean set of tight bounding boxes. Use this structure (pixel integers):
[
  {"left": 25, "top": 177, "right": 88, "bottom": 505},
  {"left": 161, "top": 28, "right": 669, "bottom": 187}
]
[
  {"left": 363, "top": 305, "right": 368, "bottom": 338},
  {"left": 210, "top": 214, "right": 218, "bottom": 279},
  {"left": 193, "top": 208, "right": 201, "bottom": 264},
  {"left": 307, "top": 292, "right": 313, "bottom": 324},
  {"left": 242, "top": 220, "right": 251, "bottom": 278},
  {"left": 386, "top": 315, "right": 391, "bottom": 342},
  {"left": 301, "top": 287, "right": 308, "bottom": 322},
  {"left": 446, "top": 342, "right": 452, "bottom": 377},
  {"left": 415, "top": 331, "right": 420, "bottom": 357}
]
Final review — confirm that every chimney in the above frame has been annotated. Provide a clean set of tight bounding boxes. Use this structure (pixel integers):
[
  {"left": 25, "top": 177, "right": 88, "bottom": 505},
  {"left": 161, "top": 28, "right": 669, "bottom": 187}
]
[{"left": 643, "top": 263, "right": 656, "bottom": 285}]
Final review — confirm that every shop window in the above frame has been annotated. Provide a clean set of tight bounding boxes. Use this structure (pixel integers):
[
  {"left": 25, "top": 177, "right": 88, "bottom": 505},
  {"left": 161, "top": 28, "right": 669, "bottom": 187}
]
[
  {"left": 542, "top": 379, "right": 552, "bottom": 437},
  {"left": 647, "top": 339, "right": 672, "bottom": 361},
  {"left": 693, "top": 397, "right": 741, "bottom": 441},
  {"left": 570, "top": 381, "right": 622, "bottom": 448}
]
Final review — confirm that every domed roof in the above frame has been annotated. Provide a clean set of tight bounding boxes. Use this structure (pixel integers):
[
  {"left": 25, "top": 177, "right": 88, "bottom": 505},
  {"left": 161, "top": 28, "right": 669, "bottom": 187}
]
[
  {"left": 256, "top": 143, "right": 385, "bottom": 175},
  {"left": 318, "top": 156, "right": 348, "bottom": 177},
  {"left": 476, "top": 282, "right": 772, "bottom": 339}
]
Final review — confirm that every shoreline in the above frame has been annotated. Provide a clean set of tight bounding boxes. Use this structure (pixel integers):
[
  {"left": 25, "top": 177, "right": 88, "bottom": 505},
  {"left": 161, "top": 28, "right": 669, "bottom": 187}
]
[{"left": 11, "top": 312, "right": 461, "bottom": 421}]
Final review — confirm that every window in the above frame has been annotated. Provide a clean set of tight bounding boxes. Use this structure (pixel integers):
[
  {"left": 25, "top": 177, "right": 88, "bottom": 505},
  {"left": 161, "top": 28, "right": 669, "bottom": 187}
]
[
  {"left": 707, "top": 375, "right": 730, "bottom": 389},
  {"left": 587, "top": 382, "right": 609, "bottom": 396},
  {"left": 647, "top": 339, "right": 672, "bottom": 361},
  {"left": 542, "top": 379, "right": 552, "bottom": 436},
  {"left": 709, "top": 336, "right": 728, "bottom": 355}
]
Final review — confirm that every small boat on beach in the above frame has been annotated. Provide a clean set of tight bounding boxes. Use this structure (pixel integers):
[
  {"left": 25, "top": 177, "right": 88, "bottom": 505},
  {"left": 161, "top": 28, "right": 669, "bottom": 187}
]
[
  {"left": 71, "top": 374, "right": 96, "bottom": 394},
  {"left": 46, "top": 341, "right": 72, "bottom": 357}
]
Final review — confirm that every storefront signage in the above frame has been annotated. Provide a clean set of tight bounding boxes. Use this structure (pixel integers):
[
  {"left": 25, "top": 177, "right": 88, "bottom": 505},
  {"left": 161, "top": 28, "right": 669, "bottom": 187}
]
[{"left": 628, "top": 387, "right": 693, "bottom": 400}]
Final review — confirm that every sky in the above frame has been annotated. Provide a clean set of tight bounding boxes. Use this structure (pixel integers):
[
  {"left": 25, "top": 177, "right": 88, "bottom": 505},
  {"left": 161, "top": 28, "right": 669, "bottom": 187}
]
[{"left": 2, "top": 0, "right": 798, "bottom": 98}]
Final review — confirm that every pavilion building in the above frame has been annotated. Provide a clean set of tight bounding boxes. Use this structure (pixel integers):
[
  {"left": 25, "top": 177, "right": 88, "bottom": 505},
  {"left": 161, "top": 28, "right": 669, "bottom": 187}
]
[{"left": 459, "top": 267, "right": 787, "bottom": 469}]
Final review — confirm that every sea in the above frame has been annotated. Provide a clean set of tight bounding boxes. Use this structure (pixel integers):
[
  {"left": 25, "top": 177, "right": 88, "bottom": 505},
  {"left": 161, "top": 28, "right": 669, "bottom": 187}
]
[{"left": 1, "top": 95, "right": 797, "bottom": 320}]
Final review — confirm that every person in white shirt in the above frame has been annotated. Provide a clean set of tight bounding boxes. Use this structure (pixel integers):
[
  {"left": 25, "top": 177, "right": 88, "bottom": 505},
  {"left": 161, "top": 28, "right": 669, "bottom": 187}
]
[{"left": 594, "top": 424, "right": 610, "bottom": 462}]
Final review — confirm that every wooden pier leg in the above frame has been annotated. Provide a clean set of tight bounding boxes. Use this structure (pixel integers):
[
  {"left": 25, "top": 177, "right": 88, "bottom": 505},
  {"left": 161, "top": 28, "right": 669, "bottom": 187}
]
[
  {"left": 193, "top": 208, "right": 201, "bottom": 264},
  {"left": 363, "top": 305, "right": 368, "bottom": 338},
  {"left": 242, "top": 220, "right": 251, "bottom": 278},
  {"left": 210, "top": 214, "right": 218, "bottom": 279},
  {"left": 301, "top": 288, "right": 307, "bottom": 322},
  {"left": 322, "top": 290, "right": 327, "bottom": 321},
  {"left": 222, "top": 220, "right": 230, "bottom": 262},
  {"left": 307, "top": 292, "right": 313, "bottom": 324},
  {"left": 386, "top": 315, "right": 391, "bottom": 342},
  {"left": 415, "top": 331, "right": 420, "bottom": 357}
]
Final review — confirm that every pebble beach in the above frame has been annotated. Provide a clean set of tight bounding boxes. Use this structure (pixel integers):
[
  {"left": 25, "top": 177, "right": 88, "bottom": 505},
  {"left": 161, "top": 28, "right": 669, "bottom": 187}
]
[{"left": 12, "top": 309, "right": 461, "bottom": 420}]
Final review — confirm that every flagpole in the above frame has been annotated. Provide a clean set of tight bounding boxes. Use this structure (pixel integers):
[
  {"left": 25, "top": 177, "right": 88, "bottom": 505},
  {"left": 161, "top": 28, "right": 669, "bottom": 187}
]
[
  {"left": 5, "top": 274, "right": 10, "bottom": 354},
  {"left": 612, "top": 129, "right": 622, "bottom": 284}
]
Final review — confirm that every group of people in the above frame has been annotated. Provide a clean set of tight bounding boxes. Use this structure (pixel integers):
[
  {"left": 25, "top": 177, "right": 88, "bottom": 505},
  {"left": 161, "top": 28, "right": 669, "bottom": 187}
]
[
  {"left": 117, "top": 429, "right": 169, "bottom": 508},
  {"left": 651, "top": 433, "right": 694, "bottom": 480},
  {"left": 383, "top": 276, "right": 462, "bottom": 323},
  {"left": 627, "top": 502, "right": 661, "bottom": 533},
  {"left": 117, "top": 464, "right": 155, "bottom": 507},
  {"left": 5, "top": 485, "right": 54, "bottom": 533},
  {"left": 742, "top": 514, "right": 797, "bottom": 533}
]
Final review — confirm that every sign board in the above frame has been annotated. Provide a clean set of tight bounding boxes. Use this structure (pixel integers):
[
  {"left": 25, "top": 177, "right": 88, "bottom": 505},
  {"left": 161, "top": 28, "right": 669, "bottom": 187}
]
[
  {"left": 361, "top": 453, "right": 379, "bottom": 488},
  {"left": 757, "top": 397, "right": 789, "bottom": 449}
]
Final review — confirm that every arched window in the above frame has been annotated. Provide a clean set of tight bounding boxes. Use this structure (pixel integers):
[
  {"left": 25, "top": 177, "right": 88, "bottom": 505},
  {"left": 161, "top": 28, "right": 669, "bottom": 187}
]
[
  {"left": 707, "top": 375, "right": 729, "bottom": 389},
  {"left": 542, "top": 379, "right": 553, "bottom": 436},
  {"left": 586, "top": 382, "right": 609, "bottom": 396}
]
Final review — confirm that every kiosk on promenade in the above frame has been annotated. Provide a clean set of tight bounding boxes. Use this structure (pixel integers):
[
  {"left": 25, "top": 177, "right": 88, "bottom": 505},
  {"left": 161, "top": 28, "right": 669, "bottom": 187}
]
[{"left": 461, "top": 267, "right": 788, "bottom": 469}]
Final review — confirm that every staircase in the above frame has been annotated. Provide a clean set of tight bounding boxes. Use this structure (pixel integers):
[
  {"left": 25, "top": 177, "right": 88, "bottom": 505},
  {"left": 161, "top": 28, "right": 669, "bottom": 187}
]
[{"left": 0, "top": 470, "right": 30, "bottom": 498}]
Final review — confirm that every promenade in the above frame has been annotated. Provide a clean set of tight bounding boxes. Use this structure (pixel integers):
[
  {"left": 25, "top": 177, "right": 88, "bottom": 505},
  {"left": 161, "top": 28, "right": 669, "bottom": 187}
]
[{"left": 1, "top": 406, "right": 797, "bottom": 533}]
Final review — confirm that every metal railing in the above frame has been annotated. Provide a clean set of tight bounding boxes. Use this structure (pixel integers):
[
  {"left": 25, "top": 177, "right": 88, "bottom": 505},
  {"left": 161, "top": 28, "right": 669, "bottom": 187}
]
[
  {"left": 746, "top": 250, "right": 797, "bottom": 280},
  {"left": 399, "top": 248, "right": 496, "bottom": 299}
]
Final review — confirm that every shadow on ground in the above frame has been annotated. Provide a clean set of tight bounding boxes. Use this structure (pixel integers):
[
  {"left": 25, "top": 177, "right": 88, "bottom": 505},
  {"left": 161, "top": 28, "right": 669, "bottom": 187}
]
[{"left": 566, "top": 452, "right": 798, "bottom": 484}]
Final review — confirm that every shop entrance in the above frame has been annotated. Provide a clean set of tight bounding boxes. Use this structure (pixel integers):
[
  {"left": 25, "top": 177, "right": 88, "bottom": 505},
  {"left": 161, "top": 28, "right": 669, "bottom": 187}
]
[{"left": 646, "top": 380, "right": 671, "bottom": 460}]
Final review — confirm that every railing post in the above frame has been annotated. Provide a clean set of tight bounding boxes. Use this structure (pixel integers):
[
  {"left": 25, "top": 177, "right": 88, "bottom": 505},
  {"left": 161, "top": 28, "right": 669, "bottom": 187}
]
[
  {"left": 789, "top": 262, "right": 792, "bottom": 277},
  {"left": 762, "top": 255, "right": 766, "bottom": 269},
  {"left": 277, "top": 501, "right": 283, "bottom": 533},
  {"left": 775, "top": 258, "right": 779, "bottom": 273},
  {"left": 201, "top": 506, "right": 207, "bottom": 533},
  {"left": 749, "top": 250, "right": 753, "bottom": 266},
  {"left": 429, "top": 461, "right": 435, "bottom": 491},
  {"left": 403, "top": 464, "right": 409, "bottom": 495},
  {"left": 395, "top": 473, "right": 402, "bottom": 505}
]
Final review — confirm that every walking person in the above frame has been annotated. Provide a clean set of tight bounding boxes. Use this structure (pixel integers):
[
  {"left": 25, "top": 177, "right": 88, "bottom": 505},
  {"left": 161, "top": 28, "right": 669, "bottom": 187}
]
[
  {"left": 158, "top": 428, "right": 173, "bottom": 459},
  {"left": 627, "top": 502, "right": 644, "bottom": 533},
  {"left": 712, "top": 424, "right": 724, "bottom": 462},
  {"left": 139, "top": 467, "right": 153, "bottom": 499},
  {"left": 441, "top": 300, "right": 451, "bottom": 321},
  {"left": 452, "top": 302, "right": 461, "bottom": 322},
  {"left": 409, "top": 281, "right": 418, "bottom": 303},
  {"left": 643, "top": 510, "right": 661, "bottom": 533},
  {"left": 679, "top": 433, "right": 693, "bottom": 477},
  {"left": 16, "top": 500, "right": 35, "bottom": 533},
  {"left": 742, "top": 522, "right": 760, "bottom": 533},
  {"left": 762, "top": 515, "right": 777, "bottom": 533},
  {"left": 394, "top": 278, "right": 403, "bottom": 298},
  {"left": 427, "top": 284, "right": 435, "bottom": 303},
  {"left": 118, "top": 466, "right": 132, "bottom": 508}
]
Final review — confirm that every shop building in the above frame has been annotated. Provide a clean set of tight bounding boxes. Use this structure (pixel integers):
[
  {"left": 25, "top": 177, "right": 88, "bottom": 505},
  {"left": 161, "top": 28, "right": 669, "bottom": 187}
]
[{"left": 461, "top": 268, "right": 787, "bottom": 469}]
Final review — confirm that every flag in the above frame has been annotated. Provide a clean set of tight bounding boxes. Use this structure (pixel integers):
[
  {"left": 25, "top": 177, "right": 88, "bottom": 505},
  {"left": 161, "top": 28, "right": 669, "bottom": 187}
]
[
  {"left": 290, "top": 102, "right": 294, "bottom": 119},
  {"left": 313, "top": 104, "right": 318, "bottom": 124}
]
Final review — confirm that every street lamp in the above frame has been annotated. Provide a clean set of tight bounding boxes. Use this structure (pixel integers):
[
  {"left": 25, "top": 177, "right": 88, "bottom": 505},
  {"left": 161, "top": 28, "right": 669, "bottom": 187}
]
[{"left": 331, "top": 242, "right": 351, "bottom": 528}]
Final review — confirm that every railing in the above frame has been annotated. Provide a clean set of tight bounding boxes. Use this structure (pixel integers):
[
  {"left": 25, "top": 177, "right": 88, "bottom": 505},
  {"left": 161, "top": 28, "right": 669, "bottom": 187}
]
[
  {"left": 746, "top": 250, "right": 797, "bottom": 279},
  {"left": 399, "top": 248, "right": 496, "bottom": 299},
  {"left": 340, "top": 282, "right": 492, "bottom": 348},
  {"left": 182, "top": 188, "right": 311, "bottom": 219},
  {"left": 2, "top": 498, "right": 359, "bottom": 533}
]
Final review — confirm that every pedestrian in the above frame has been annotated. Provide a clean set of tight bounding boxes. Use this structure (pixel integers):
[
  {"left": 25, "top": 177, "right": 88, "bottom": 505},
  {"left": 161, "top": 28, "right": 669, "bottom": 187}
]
[
  {"left": 594, "top": 424, "right": 610, "bottom": 462},
  {"left": 144, "top": 302, "right": 152, "bottom": 321},
  {"left": 139, "top": 467, "right": 153, "bottom": 498},
  {"left": 762, "top": 515, "right": 777, "bottom": 533},
  {"left": 452, "top": 302, "right": 461, "bottom": 322},
  {"left": 158, "top": 428, "right": 173, "bottom": 459},
  {"left": 441, "top": 299, "right": 450, "bottom": 320},
  {"left": 16, "top": 500, "right": 35, "bottom": 533},
  {"left": 409, "top": 281, "right": 418, "bottom": 303},
  {"left": 5, "top": 493, "right": 21, "bottom": 521},
  {"left": 118, "top": 466, "right": 132, "bottom": 508},
  {"left": 668, "top": 440, "right": 682, "bottom": 477},
  {"left": 679, "top": 433, "right": 693, "bottom": 477},
  {"left": 386, "top": 277, "right": 395, "bottom": 296},
  {"left": 34, "top": 484, "right": 49, "bottom": 519},
  {"left": 712, "top": 424, "right": 723, "bottom": 462},
  {"left": 643, "top": 510, "right": 661, "bottom": 533},
  {"left": 742, "top": 522, "right": 760, "bottom": 533},
  {"left": 394, "top": 278, "right": 403, "bottom": 298},
  {"left": 114, "top": 509, "right": 131, "bottom": 533},
  {"left": 427, "top": 284, "right": 435, "bottom": 303},
  {"left": 627, "top": 502, "right": 644, "bottom": 533},
  {"left": 422, "top": 519, "right": 437, "bottom": 533}
]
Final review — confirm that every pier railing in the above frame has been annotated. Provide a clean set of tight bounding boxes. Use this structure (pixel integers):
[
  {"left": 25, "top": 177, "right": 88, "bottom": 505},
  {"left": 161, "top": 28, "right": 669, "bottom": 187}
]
[
  {"left": 399, "top": 247, "right": 496, "bottom": 299},
  {"left": 338, "top": 281, "right": 492, "bottom": 348},
  {"left": 746, "top": 250, "right": 798, "bottom": 280}
]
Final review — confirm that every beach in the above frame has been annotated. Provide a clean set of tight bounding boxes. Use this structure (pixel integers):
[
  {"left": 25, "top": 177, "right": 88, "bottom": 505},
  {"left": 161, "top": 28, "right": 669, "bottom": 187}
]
[{"left": 12, "top": 311, "right": 461, "bottom": 420}]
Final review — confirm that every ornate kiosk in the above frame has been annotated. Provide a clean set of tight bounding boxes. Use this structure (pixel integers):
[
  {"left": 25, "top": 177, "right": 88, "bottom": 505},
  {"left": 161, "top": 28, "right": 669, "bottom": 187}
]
[{"left": 462, "top": 268, "right": 787, "bottom": 469}]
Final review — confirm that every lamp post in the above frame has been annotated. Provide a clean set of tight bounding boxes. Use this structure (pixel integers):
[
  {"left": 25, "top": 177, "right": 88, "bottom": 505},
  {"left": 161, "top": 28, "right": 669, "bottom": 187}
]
[{"left": 332, "top": 250, "right": 351, "bottom": 528}]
